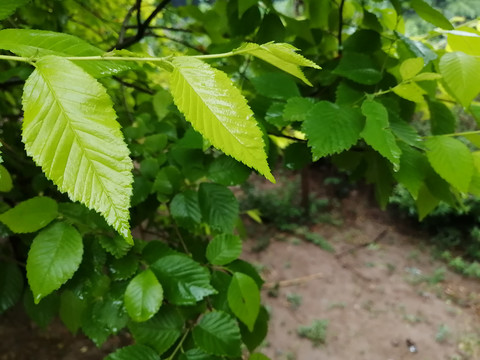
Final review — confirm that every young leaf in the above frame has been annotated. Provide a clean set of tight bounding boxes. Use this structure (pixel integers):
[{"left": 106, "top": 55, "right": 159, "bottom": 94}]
[
  {"left": 360, "top": 100, "right": 401, "bottom": 171},
  {"left": 227, "top": 273, "right": 260, "bottom": 331},
  {"left": 125, "top": 270, "right": 164, "bottom": 322},
  {"left": 425, "top": 136, "right": 474, "bottom": 192},
  {"left": 0, "top": 262, "right": 23, "bottom": 314},
  {"left": 26, "top": 222, "right": 83, "bottom": 304},
  {"left": 105, "top": 345, "right": 160, "bottom": 360},
  {"left": 193, "top": 311, "right": 242, "bottom": 357},
  {"left": 399, "top": 57, "right": 424, "bottom": 80},
  {"left": 0, "top": 196, "right": 57, "bottom": 233},
  {"left": 151, "top": 254, "right": 216, "bottom": 305},
  {"left": 0, "top": 0, "right": 29, "bottom": 20},
  {"left": 234, "top": 42, "right": 320, "bottom": 86},
  {"left": 206, "top": 234, "right": 243, "bottom": 266},
  {"left": 22, "top": 56, "right": 133, "bottom": 242},
  {"left": 302, "top": 101, "right": 364, "bottom": 160},
  {"left": 170, "top": 56, "right": 274, "bottom": 182},
  {"left": 129, "top": 305, "right": 184, "bottom": 355},
  {"left": 439, "top": 52, "right": 480, "bottom": 107},
  {"left": 411, "top": 0, "right": 453, "bottom": 30},
  {"left": 392, "top": 82, "right": 426, "bottom": 103},
  {"left": 0, "top": 29, "right": 132, "bottom": 77},
  {"left": 198, "top": 183, "right": 239, "bottom": 234},
  {"left": 446, "top": 29, "right": 480, "bottom": 57}
]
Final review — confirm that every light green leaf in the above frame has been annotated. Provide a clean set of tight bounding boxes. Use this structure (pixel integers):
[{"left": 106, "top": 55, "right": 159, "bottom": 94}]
[
  {"left": 125, "top": 270, "right": 163, "bottom": 322},
  {"left": 198, "top": 183, "right": 239, "bottom": 234},
  {"left": 151, "top": 254, "right": 216, "bottom": 305},
  {"left": 0, "top": 29, "right": 132, "bottom": 78},
  {"left": 411, "top": 72, "right": 442, "bottom": 81},
  {"left": 22, "top": 56, "right": 133, "bottom": 242},
  {"left": 170, "top": 56, "right": 273, "bottom": 182},
  {"left": 129, "top": 305, "right": 184, "bottom": 355},
  {"left": 0, "top": 165, "right": 13, "bottom": 192},
  {"left": 399, "top": 57, "right": 424, "bottom": 80},
  {"left": 392, "top": 82, "right": 426, "bottom": 103},
  {"left": 416, "top": 184, "right": 440, "bottom": 220},
  {"left": 234, "top": 42, "right": 320, "bottom": 86},
  {"left": 439, "top": 52, "right": 480, "bottom": 107},
  {"left": 425, "top": 136, "right": 473, "bottom": 192},
  {"left": 193, "top": 311, "right": 242, "bottom": 357},
  {"left": 411, "top": 0, "right": 453, "bottom": 30},
  {"left": 360, "top": 100, "right": 401, "bottom": 171},
  {"left": 26, "top": 222, "right": 83, "bottom": 304},
  {"left": 303, "top": 101, "right": 364, "bottom": 160},
  {"left": 469, "top": 151, "right": 480, "bottom": 195},
  {"left": 446, "top": 28, "right": 480, "bottom": 57},
  {"left": 0, "top": 262, "right": 23, "bottom": 314},
  {"left": 105, "top": 345, "right": 160, "bottom": 360},
  {"left": 228, "top": 273, "right": 260, "bottom": 332},
  {"left": 0, "top": 0, "right": 29, "bottom": 20},
  {"left": 0, "top": 196, "right": 57, "bottom": 233},
  {"left": 206, "top": 234, "right": 243, "bottom": 266}
]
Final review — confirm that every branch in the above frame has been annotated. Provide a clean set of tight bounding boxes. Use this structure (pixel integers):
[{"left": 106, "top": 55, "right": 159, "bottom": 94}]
[
  {"left": 113, "top": 0, "right": 172, "bottom": 50},
  {"left": 145, "top": 32, "right": 206, "bottom": 54},
  {"left": 116, "top": 3, "right": 138, "bottom": 47},
  {"left": 113, "top": 76, "right": 154, "bottom": 94},
  {"left": 126, "top": 25, "right": 192, "bottom": 33}
]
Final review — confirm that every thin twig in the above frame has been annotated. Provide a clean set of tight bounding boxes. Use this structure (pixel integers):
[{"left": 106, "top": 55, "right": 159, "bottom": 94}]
[
  {"left": 117, "top": 3, "right": 137, "bottom": 47},
  {"left": 335, "top": 229, "right": 388, "bottom": 258},
  {"left": 127, "top": 25, "right": 192, "bottom": 32},
  {"left": 113, "top": 76, "right": 154, "bottom": 94},
  {"left": 337, "top": 0, "right": 346, "bottom": 55},
  {"left": 263, "top": 272, "right": 324, "bottom": 289},
  {"left": 145, "top": 32, "right": 206, "bottom": 53}
]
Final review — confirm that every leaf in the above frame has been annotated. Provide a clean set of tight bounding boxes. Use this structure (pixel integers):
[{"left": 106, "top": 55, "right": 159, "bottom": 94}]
[
  {"left": 22, "top": 56, "right": 133, "bottom": 242},
  {"left": 302, "top": 101, "right": 364, "bottom": 160},
  {"left": 125, "top": 270, "right": 163, "bottom": 322},
  {"left": 439, "top": 52, "right": 480, "bottom": 107},
  {"left": 250, "top": 354, "right": 271, "bottom": 360},
  {"left": 411, "top": 0, "right": 453, "bottom": 30},
  {"left": 151, "top": 254, "right": 216, "bottom": 305},
  {"left": 0, "top": 262, "right": 23, "bottom": 314},
  {"left": 399, "top": 57, "right": 424, "bottom": 80},
  {"left": 228, "top": 273, "right": 260, "bottom": 332},
  {"left": 180, "top": 348, "right": 222, "bottom": 360},
  {"left": 416, "top": 184, "right": 440, "bottom": 220},
  {"left": 108, "top": 253, "right": 138, "bottom": 281},
  {"left": 0, "top": 29, "right": 132, "bottom": 78},
  {"left": 0, "top": 0, "right": 29, "bottom": 20},
  {"left": 427, "top": 100, "right": 456, "bottom": 135},
  {"left": 170, "top": 190, "right": 202, "bottom": 229},
  {"left": 394, "top": 144, "right": 429, "bottom": 199},
  {"left": 234, "top": 42, "right": 320, "bottom": 86},
  {"left": 343, "top": 29, "right": 382, "bottom": 54},
  {"left": 26, "top": 222, "right": 83, "bottom": 303},
  {"left": 98, "top": 235, "right": 132, "bottom": 259},
  {"left": 446, "top": 28, "right": 480, "bottom": 57},
  {"left": 206, "top": 234, "right": 243, "bottom": 266},
  {"left": 170, "top": 56, "right": 273, "bottom": 182},
  {"left": 193, "top": 311, "right": 242, "bottom": 357},
  {"left": 59, "top": 290, "right": 86, "bottom": 334},
  {"left": 425, "top": 136, "right": 473, "bottom": 192},
  {"left": 238, "top": 0, "right": 259, "bottom": 18},
  {"left": 227, "top": 260, "right": 264, "bottom": 288},
  {"left": 240, "top": 306, "right": 269, "bottom": 352},
  {"left": 360, "top": 100, "right": 402, "bottom": 171},
  {"left": 284, "top": 142, "right": 313, "bottom": 170},
  {"left": 0, "top": 196, "right": 57, "bottom": 233},
  {"left": 208, "top": 155, "right": 251, "bottom": 186},
  {"left": 198, "top": 183, "right": 239, "bottom": 234},
  {"left": 105, "top": 345, "right": 160, "bottom": 360},
  {"left": 0, "top": 165, "right": 12, "bottom": 192},
  {"left": 333, "top": 52, "right": 382, "bottom": 85},
  {"left": 392, "top": 82, "right": 426, "bottom": 103},
  {"left": 23, "top": 290, "right": 59, "bottom": 328},
  {"left": 129, "top": 305, "right": 184, "bottom": 355},
  {"left": 283, "top": 97, "right": 315, "bottom": 123},
  {"left": 251, "top": 72, "right": 300, "bottom": 100}
]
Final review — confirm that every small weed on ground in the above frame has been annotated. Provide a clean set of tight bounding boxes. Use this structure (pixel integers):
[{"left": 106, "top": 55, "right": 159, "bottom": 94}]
[
  {"left": 286, "top": 293, "right": 302, "bottom": 310},
  {"left": 435, "top": 324, "right": 451, "bottom": 343},
  {"left": 297, "top": 319, "right": 329, "bottom": 346}
]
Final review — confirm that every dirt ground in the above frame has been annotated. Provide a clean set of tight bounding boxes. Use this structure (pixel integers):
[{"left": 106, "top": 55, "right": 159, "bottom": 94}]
[
  {"left": 1, "top": 175, "right": 480, "bottom": 360},
  {"left": 243, "top": 188, "right": 480, "bottom": 360}
]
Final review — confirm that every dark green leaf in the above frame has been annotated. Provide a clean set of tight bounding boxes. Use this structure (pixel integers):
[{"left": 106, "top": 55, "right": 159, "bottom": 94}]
[
  {"left": 240, "top": 306, "right": 269, "bottom": 352},
  {"left": 104, "top": 345, "right": 160, "bottom": 360},
  {"left": 428, "top": 100, "right": 456, "bottom": 135},
  {"left": 198, "top": 183, "right": 239, "bottom": 234},
  {"left": 59, "top": 290, "right": 86, "bottom": 334},
  {"left": 284, "top": 142, "right": 313, "bottom": 170},
  {"left": 283, "top": 97, "right": 315, "bottom": 123},
  {"left": 0, "top": 262, "right": 23, "bottom": 314},
  {"left": 208, "top": 155, "right": 251, "bottom": 186},
  {"left": 0, "top": 0, "right": 29, "bottom": 20},
  {"left": 333, "top": 52, "right": 382, "bottom": 85},
  {"left": 411, "top": 0, "right": 453, "bottom": 30},
  {"left": 98, "top": 235, "right": 132, "bottom": 259},
  {"left": 251, "top": 73, "right": 300, "bottom": 100},
  {"left": 193, "top": 311, "right": 242, "bottom": 357}
]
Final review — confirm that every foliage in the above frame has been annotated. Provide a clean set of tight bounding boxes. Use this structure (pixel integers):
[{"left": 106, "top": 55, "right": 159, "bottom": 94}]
[
  {"left": 0, "top": 0, "right": 480, "bottom": 359},
  {"left": 297, "top": 319, "right": 329, "bottom": 346}
]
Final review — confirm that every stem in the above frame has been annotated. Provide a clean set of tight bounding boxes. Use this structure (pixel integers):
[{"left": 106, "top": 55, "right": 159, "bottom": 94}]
[
  {"left": 337, "top": 0, "right": 346, "bottom": 55},
  {"left": 166, "top": 328, "right": 190, "bottom": 360},
  {"left": 423, "top": 130, "right": 480, "bottom": 139},
  {"left": 192, "top": 48, "right": 250, "bottom": 59},
  {"left": 0, "top": 55, "right": 32, "bottom": 63}
]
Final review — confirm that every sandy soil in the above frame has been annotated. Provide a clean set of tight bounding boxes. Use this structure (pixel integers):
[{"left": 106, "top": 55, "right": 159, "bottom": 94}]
[{"left": 243, "top": 190, "right": 480, "bottom": 360}]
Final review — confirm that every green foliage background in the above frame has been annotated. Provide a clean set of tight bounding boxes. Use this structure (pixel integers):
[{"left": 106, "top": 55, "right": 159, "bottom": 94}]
[{"left": 0, "top": 0, "right": 479, "bottom": 359}]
